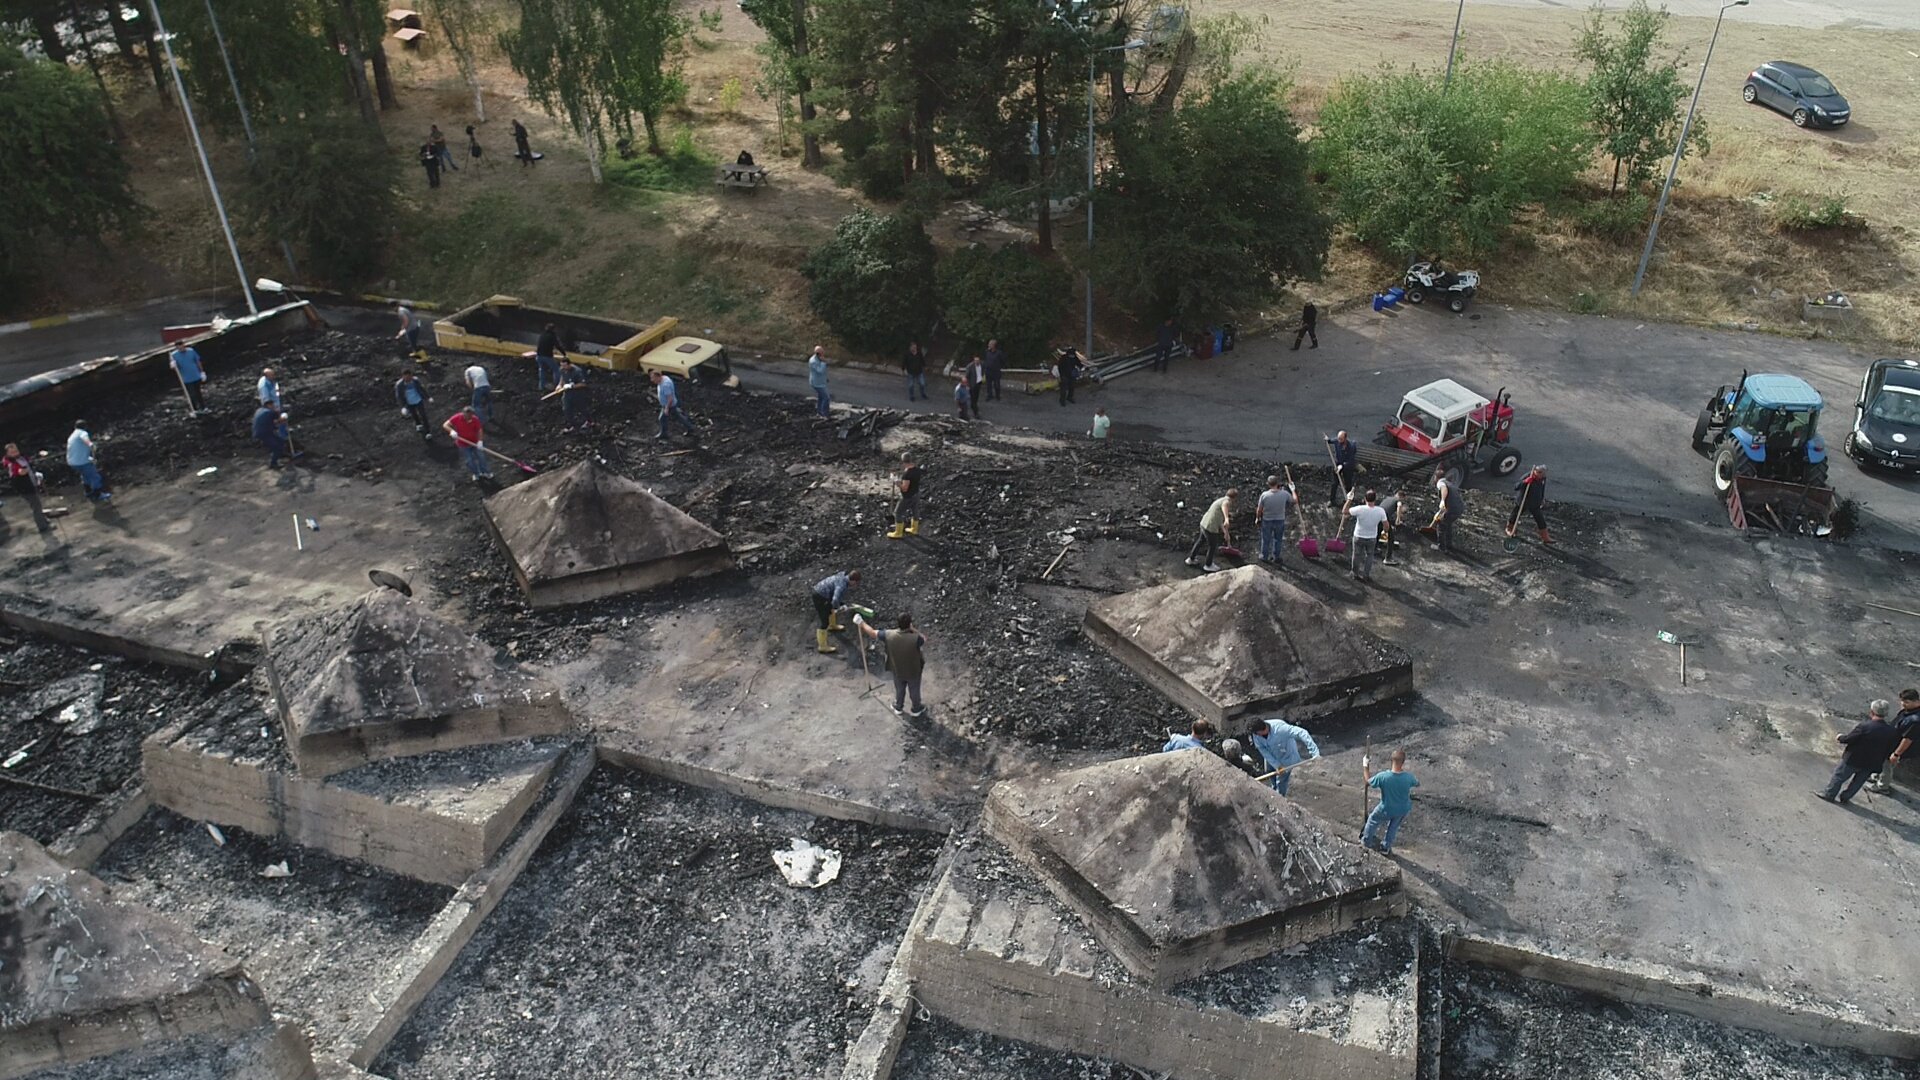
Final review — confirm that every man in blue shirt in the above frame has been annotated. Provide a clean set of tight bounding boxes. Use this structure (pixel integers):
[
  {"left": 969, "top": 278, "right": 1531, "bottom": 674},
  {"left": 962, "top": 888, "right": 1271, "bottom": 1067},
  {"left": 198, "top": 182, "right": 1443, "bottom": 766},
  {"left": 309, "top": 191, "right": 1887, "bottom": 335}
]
[
  {"left": 394, "top": 372, "right": 431, "bottom": 438},
  {"left": 650, "top": 370, "right": 697, "bottom": 440},
  {"left": 556, "top": 360, "right": 590, "bottom": 429},
  {"left": 1249, "top": 718, "right": 1320, "bottom": 795},
  {"left": 1363, "top": 749, "right": 1420, "bottom": 856},
  {"left": 170, "top": 344, "right": 208, "bottom": 414},
  {"left": 66, "top": 420, "right": 109, "bottom": 502},
  {"left": 1325, "top": 430, "right": 1357, "bottom": 506},
  {"left": 808, "top": 346, "right": 831, "bottom": 417},
  {"left": 809, "top": 569, "right": 860, "bottom": 654},
  {"left": 252, "top": 407, "right": 290, "bottom": 468},
  {"left": 1162, "top": 719, "right": 1215, "bottom": 753},
  {"left": 257, "top": 368, "right": 282, "bottom": 411}
]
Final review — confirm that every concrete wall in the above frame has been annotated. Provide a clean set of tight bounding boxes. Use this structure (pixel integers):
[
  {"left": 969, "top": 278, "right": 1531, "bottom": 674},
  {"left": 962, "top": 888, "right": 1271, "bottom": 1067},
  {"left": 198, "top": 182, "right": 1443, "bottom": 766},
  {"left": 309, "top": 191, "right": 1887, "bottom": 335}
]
[
  {"left": 0, "top": 302, "right": 321, "bottom": 430},
  {"left": 517, "top": 549, "right": 735, "bottom": 609},
  {"left": 907, "top": 880, "right": 1415, "bottom": 1080},
  {"left": 0, "top": 975, "right": 270, "bottom": 1080},
  {"left": 142, "top": 719, "right": 562, "bottom": 886}
]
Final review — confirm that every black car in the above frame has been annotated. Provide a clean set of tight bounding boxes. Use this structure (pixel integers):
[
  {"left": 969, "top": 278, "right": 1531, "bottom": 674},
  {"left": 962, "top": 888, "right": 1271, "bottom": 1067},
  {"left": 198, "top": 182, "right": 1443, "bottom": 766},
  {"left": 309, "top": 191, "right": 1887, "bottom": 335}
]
[
  {"left": 1846, "top": 358, "right": 1920, "bottom": 470},
  {"left": 1743, "top": 61, "right": 1851, "bottom": 129}
]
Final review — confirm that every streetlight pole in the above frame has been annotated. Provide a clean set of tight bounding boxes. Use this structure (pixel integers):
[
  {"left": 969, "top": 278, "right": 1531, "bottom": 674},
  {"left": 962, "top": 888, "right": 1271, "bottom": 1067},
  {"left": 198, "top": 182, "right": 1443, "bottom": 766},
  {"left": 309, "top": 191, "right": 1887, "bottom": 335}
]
[
  {"left": 1444, "top": 0, "right": 1466, "bottom": 90},
  {"left": 1085, "top": 39, "right": 1144, "bottom": 362},
  {"left": 1631, "top": 0, "right": 1748, "bottom": 298},
  {"left": 148, "top": 0, "right": 258, "bottom": 315}
]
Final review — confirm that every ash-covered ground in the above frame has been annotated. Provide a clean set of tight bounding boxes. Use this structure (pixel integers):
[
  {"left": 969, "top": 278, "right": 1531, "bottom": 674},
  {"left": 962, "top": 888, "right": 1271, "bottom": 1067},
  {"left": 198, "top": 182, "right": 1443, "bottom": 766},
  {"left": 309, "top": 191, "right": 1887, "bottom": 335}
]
[
  {"left": 92, "top": 806, "right": 450, "bottom": 1057},
  {"left": 373, "top": 764, "right": 944, "bottom": 1080},
  {"left": 1440, "top": 963, "right": 1914, "bottom": 1080},
  {"left": 892, "top": 1016, "right": 1136, "bottom": 1080},
  {"left": 0, "top": 638, "right": 218, "bottom": 842}
]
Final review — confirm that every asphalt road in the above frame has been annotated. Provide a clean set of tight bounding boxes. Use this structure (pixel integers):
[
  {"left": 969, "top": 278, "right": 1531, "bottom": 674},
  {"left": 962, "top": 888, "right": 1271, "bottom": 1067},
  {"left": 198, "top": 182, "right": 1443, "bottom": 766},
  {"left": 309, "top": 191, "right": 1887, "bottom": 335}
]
[{"left": 734, "top": 305, "right": 1920, "bottom": 551}]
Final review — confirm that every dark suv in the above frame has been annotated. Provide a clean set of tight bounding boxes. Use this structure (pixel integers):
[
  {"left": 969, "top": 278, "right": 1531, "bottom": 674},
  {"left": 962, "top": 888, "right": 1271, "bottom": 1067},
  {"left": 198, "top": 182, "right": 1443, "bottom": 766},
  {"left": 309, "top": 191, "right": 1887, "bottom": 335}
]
[
  {"left": 1846, "top": 358, "right": 1920, "bottom": 471},
  {"left": 1743, "top": 62, "right": 1851, "bottom": 129}
]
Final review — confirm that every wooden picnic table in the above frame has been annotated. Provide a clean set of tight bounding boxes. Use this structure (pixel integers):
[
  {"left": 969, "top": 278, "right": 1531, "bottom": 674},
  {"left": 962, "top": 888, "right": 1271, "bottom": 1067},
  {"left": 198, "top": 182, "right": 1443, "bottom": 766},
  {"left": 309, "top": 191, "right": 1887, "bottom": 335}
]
[{"left": 716, "top": 162, "right": 769, "bottom": 191}]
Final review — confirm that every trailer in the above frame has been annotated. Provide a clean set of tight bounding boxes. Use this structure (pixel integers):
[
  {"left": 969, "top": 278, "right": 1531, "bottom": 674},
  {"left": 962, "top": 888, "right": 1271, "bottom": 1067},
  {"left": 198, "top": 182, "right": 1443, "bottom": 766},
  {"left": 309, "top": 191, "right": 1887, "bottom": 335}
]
[{"left": 432, "top": 295, "right": 738, "bottom": 386}]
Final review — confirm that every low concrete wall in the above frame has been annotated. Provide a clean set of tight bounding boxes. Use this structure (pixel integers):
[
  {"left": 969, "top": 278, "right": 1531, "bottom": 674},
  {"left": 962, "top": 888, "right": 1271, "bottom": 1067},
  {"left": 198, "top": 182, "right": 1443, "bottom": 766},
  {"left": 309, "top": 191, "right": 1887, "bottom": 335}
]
[
  {"left": 142, "top": 719, "right": 563, "bottom": 887},
  {"left": 1448, "top": 933, "right": 1920, "bottom": 1062},
  {"left": 47, "top": 779, "right": 151, "bottom": 871},
  {"left": 0, "top": 301, "right": 321, "bottom": 430},
  {"left": 597, "top": 744, "right": 949, "bottom": 832},
  {"left": 0, "top": 974, "right": 270, "bottom": 1080}
]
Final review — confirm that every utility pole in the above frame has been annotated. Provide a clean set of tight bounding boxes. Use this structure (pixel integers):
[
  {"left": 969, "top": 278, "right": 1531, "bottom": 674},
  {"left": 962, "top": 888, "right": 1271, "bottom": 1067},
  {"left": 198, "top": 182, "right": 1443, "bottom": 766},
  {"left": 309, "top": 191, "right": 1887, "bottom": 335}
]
[
  {"left": 1631, "top": 0, "right": 1749, "bottom": 297},
  {"left": 148, "top": 0, "right": 257, "bottom": 315},
  {"left": 203, "top": 0, "right": 299, "bottom": 277},
  {"left": 1444, "top": 0, "right": 1466, "bottom": 90}
]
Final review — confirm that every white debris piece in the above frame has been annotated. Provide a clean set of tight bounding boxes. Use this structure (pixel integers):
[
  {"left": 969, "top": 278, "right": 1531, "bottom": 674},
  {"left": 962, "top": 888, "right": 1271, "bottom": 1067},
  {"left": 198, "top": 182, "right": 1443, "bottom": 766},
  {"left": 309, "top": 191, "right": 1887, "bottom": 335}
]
[
  {"left": 772, "top": 837, "right": 842, "bottom": 889},
  {"left": 260, "top": 861, "right": 292, "bottom": 878},
  {"left": 205, "top": 823, "right": 227, "bottom": 847}
]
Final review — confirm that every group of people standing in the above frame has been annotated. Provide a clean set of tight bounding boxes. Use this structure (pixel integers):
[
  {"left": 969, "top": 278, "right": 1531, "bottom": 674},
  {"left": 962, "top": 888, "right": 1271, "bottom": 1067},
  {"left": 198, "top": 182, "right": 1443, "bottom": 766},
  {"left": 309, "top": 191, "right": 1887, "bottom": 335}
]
[
  {"left": 901, "top": 339, "right": 1009, "bottom": 420},
  {"left": 418, "top": 120, "right": 538, "bottom": 187}
]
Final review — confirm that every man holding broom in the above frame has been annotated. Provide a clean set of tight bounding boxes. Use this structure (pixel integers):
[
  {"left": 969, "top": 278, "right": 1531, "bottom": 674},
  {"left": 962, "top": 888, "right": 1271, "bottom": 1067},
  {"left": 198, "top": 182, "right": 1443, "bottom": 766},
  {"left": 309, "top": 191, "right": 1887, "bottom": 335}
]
[
  {"left": 170, "top": 342, "right": 208, "bottom": 415},
  {"left": 853, "top": 611, "right": 928, "bottom": 719}
]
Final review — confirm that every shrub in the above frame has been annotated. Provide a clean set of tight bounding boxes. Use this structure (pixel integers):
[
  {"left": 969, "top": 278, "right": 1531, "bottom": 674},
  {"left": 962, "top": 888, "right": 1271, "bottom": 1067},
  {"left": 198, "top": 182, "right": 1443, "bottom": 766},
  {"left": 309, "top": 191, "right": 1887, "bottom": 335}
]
[
  {"left": 937, "top": 244, "right": 1072, "bottom": 365},
  {"left": 1315, "top": 61, "right": 1594, "bottom": 258},
  {"left": 1574, "top": 192, "right": 1650, "bottom": 242},
  {"left": 802, "top": 209, "right": 938, "bottom": 354},
  {"left": 718, "top": 77, "right": 744, "bottom": 116},
  {"left": 1769, "top": 193, "right": 1857, "bottom": 232}
]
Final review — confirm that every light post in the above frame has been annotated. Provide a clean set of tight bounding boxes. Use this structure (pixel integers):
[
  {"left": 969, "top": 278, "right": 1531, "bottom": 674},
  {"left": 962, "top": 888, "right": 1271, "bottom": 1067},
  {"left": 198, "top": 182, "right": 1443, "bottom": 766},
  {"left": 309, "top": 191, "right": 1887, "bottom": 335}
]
[
  {"left": 1084, "top": 38, "right": 1145, "bottom": 361},
  {"left": 1632, "top": 0, "right": 1749, "bottom": 298},
  {"left": 1443, "top": 0, "right": 1466, "bottom": 90}
]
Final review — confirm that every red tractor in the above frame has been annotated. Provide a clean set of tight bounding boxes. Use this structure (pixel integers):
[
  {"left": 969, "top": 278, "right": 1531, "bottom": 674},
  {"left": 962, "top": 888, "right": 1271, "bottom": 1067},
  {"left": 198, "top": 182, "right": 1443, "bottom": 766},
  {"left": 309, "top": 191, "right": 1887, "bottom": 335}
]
[{"left": 1359, "top": 378, "right": 1523, "bottom": 488}]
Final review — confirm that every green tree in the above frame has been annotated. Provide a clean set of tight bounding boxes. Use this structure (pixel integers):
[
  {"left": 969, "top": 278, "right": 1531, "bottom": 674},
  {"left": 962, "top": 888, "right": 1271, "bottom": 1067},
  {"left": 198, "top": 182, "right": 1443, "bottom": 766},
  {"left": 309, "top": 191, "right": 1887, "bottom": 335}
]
[
  {"left": 808, "top": 0, "right": 979, "bottom": 198},
  {"left": 1092, "top": 66, "right": 1327, "bottom": 325},
  {"left": 740, "top": 0, "right": 821, "bottom": 166},
  {"left": 937, "top": 243, "right": 1070, "bottom": 364},
  {"left": 501, "top": 0, "right": 690, "bottom": 179},
  {"left": 802, "top": 208, "right": 937, "bottom": 354},
  {"left": 1315, "top": 62, "right": 1594, "bottom": 258},
  {"left": 1576, "top": 0, "right": 1706, "bottom": 195},
  {"left": 160, "top": 0, "right": 341, "bottom": 131},
  {"left": 0, "top": 49, "right": 143, "bottom": 277},
  {"left": 428, "top": 0, "right": 497, "bottom": 122},
  {"left": 235, "top": 114, "right": 398, "bottom": 285}
]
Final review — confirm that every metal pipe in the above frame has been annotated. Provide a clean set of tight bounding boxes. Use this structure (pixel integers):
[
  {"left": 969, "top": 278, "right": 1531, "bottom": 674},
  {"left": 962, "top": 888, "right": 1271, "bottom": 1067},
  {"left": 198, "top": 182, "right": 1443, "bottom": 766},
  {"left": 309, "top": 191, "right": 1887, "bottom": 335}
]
[
  {"left": 1084, "top": 39, "right": 1145, "bottom": 363},
  {"left": 203, "top": 0, "right": 255, "bottom": 152},
  {"left": 148, "top": 0, "right": 258, "bottom": 314},
  {"left": 1631, "top": 0, "right": 1749, "bottom": 298},
  {"left": 1444, "top": 0, "right": 1466, "bottom": 90}
]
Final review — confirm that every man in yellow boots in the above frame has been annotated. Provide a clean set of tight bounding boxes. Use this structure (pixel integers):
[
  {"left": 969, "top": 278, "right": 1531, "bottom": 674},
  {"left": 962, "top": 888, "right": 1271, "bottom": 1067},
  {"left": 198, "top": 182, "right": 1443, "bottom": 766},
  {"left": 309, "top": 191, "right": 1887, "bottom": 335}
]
[
  {"left": 886, "top": 452, "right": 923, "bottom": 540},
  {"left": 809, "top": 569, "right": 861, "bottom": 654}
]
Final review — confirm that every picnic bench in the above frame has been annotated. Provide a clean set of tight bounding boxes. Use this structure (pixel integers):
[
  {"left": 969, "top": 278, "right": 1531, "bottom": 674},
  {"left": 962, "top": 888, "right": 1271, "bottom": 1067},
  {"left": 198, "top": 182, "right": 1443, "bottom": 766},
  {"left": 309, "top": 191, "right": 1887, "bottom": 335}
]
[{"left": 716, "top": 162, "right": 769, "bottom": 192}]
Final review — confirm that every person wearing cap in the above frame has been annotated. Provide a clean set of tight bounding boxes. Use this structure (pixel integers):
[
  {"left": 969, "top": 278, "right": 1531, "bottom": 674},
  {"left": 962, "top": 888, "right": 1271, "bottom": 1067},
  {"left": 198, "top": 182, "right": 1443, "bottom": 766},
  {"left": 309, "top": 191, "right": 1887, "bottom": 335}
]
[
  {"left": 66, "top": 421, "right": 110, "bottom": 501},
  {"left": 854, "top": 611, "right": 928, "bottom": 718},
  {"left": 1507, "top": 464, "right": 1553, "bottom": 545},
  {"left": 1163, "top": 719, "right": 1216, "bottom": 753},
  {"left": 809, "top": 569, "right": 860, "bottom": 654},
  {"left": 170, "top": 342, "right": 208, "bottom": 414},
  {"left": 257, "top": 368, "right": 282, "bottom": 411},
  {"left": 442, "top": 405, "right": 493, "bottom": 481},
  {"left": 1248, "top": 717, "right": 1320, "bottom": 796},
  {"left": 252, "top": 406, "right": 291, "bottom": 468}
]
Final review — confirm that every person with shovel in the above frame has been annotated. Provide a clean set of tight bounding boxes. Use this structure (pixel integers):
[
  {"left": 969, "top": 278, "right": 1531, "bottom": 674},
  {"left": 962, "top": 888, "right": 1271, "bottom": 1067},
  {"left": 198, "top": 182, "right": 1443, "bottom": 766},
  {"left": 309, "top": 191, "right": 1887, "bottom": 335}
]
[
  {"left": 809, "top": 569, "right": 860, "bottom": 654},
  {"left": 1362, "top": 749, "right": 1419, "bottom": 856},
  {"left": 1249, "top": 717, "right": 1320, "bottom": 796},
  {"left": 170, "top": 342, "right": 208, "bottom": 414},
  {"left": 1184, "top": 487, "right": 1237, "bottom": 573},
  {"left": 464, "top": 361, "right": 493, "bottom": 423},
  {"left": 394, "top": 371, "right": 432, "bottom": 439},
  {"left": 66, "top": 420, "right": 110, "bottom": 502},
  {"left": 252, "top": 406, "right": 292, "bottom": 469},
  {"left": 1432, "top": 471, "right": 1465, "bottom": 554},
  {"left": 442, "top": 405, "right": 494, "bottom": 482},
  {"left": 1326, "top": 431, "right": 1357, "bottom": 506},
  {"left": 887, "top": 453, "right": 922, "bottom": 540},
  {"left": 1507, "top": 464, "right": 1553, "bottom": 545},
  {"left": 396, "top": 305, "right": 427, "bottom": 362},
  {"left": 853, "top": 611, "right": 928, "bottom": 718},
  {"left": 5, "top": 443, "right": 50, "bottom": 531},
  {"left": 554, "top": 359, "right": 590, "bottom": 429}
]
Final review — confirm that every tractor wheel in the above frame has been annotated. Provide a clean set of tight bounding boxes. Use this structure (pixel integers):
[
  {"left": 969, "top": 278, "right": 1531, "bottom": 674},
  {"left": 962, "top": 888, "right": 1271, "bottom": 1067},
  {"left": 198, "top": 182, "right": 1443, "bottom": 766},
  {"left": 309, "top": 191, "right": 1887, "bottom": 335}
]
[
  {"left": 1448, "top": 295, "right": 1468, "bottom": 314},
  {"left": 1441, "top": 463, "right": 1465, "bottom": 490},
  {"left": 1805, "top": 460, "right": 1829, "bottom": 488},
  {"left": 1712, "top": 443, "right": 1754, "bottom": 496},
  {"left": 1691, "top": 409, "right": 1713, "bottom": 450},
  {"left": 1406, "top": 287, "right": 1426, "bottom": 305},
  {"left": 1487, "top": 446, "right": 1522, "bottom": 477}
]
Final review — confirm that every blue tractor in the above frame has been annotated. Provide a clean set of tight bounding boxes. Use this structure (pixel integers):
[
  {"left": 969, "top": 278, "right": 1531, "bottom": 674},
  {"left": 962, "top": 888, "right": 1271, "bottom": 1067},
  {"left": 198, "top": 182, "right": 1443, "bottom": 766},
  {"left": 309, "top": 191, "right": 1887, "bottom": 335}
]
[{"left": 1691, "top": 372, "right": 1830, "bottom": 496}]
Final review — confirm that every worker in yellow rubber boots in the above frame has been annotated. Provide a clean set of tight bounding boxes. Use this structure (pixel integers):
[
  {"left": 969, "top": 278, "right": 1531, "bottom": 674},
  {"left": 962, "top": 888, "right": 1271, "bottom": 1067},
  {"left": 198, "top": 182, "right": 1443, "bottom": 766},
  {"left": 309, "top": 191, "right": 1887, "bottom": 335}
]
[
  {"left": 886, "top": 452, "right": 923, "bottom": 539},
  {"left": 810, "top": 569, "right": 861, "bottom": 653}
]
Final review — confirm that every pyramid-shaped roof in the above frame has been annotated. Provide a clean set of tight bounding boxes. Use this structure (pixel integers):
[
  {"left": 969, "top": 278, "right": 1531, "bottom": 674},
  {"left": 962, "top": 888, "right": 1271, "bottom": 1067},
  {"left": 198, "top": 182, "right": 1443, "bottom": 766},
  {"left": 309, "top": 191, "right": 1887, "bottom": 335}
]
[
  {"left": 988, "top": 751, "right": 1397, "bottom": 950},
  {"left": 266, "top": 587, "right": 558, "bottom": 740},
  {"left": 483, "top": 459, "right": 726, "bottom": 584},
  {"left": 1085, "top": 566, "right": 1409, "bottom": 721},
  {"left": 1, "top": 832, "right": 245, "bottom": 1032}
]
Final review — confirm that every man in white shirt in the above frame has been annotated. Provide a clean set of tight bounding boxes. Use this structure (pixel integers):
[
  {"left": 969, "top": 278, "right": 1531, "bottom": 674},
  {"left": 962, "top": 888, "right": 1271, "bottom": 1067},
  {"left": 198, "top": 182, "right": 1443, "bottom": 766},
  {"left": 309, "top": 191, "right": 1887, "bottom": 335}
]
[
  {"left": 257, "top": 368, "right": 281, "bottom": 411},
  {"left": 1346, "top": 488, "right": 1390, "bottom": 581},
  {"left": 464, "top": 363, "right": 492, "bottom": 423}
]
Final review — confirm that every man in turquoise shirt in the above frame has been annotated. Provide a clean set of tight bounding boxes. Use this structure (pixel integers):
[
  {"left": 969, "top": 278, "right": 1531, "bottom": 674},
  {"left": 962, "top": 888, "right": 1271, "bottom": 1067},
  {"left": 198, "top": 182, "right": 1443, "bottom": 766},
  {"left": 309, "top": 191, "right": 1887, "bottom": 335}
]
[{"left": 1363, "top": 749, "right": 1420, "bottom": 855}]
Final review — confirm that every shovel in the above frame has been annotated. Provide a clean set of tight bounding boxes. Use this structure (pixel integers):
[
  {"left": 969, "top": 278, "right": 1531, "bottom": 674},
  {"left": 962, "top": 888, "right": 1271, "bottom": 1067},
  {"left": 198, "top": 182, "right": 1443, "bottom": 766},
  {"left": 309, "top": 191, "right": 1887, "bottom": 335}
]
[{"left": 451, "top": 434, "right": 539, "bottom": 475}]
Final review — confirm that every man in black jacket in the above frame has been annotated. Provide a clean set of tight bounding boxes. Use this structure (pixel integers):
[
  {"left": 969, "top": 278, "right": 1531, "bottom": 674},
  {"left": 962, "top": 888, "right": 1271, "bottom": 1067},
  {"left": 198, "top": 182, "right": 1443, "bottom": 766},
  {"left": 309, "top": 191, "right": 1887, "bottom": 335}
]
[
  {"left": 1293, "top": 302, "right": 1318, "bottom": 350},
  {"left": 903, "top": 341, "right": 928, "bottom": 402},
  {"left": 1868, "top": 688, "right": 1920, "bottom": 794},
  {"left": 1055, "top": 347, "right": 1082, "bottom": 406},
  {"left": 1507, "top": 465, "right": 1553, "bottom": 544},
  {"left": 1818, "top": 700, "right": 1901, "bottom": 803}
]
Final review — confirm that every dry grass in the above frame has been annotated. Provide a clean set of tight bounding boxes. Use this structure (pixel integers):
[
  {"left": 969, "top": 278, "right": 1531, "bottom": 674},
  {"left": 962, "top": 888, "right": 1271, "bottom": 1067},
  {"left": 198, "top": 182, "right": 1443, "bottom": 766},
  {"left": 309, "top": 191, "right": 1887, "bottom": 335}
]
[{"left": 1199, "top": 0, "right": 1920, "bottom": 344}]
